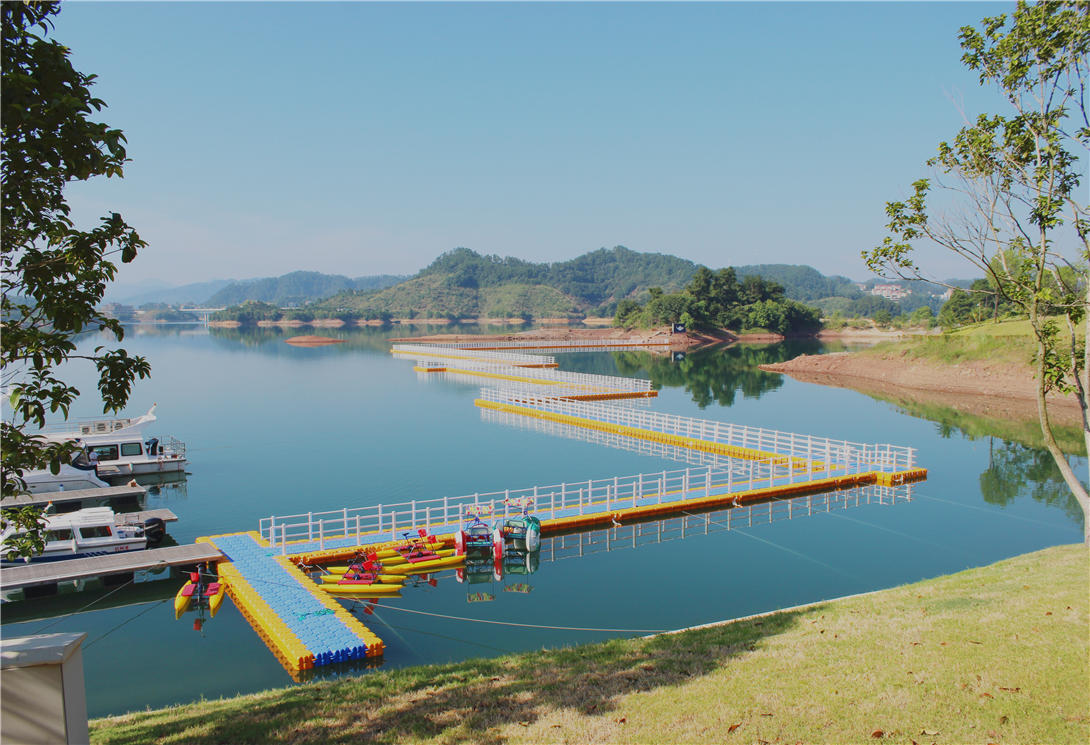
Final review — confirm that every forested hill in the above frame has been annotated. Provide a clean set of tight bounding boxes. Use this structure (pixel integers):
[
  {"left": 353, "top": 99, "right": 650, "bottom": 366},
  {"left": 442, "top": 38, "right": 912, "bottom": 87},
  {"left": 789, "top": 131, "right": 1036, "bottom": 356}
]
[
  {"left": 312, "top": 247, "right": 699, "bottom": 319},
  {"left": 207, "top": 271, "right": 405, "bottom": 307},
  {"left": 735, "top": 264, "right": 861, "bottom": 302}
]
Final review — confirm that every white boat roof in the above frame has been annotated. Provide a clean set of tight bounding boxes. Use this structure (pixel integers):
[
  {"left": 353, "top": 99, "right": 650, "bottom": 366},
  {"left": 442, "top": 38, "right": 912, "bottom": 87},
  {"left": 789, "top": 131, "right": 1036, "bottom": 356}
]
[
  {"left": 45, "top": 507, "right": 118, "bottom": 528},
  {"left": 38, "top": 404, "right": 158, "bottom": 444}
]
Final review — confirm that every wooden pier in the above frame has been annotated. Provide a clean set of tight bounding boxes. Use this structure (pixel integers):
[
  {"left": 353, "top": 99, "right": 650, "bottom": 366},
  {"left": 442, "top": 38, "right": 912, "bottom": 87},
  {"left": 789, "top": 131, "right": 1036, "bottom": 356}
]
[
  {"left": 0, "top": 485, "right": 147, "bottom": 510},
  {"left": 0, "top": 542, "right": 222, "bottom": 590}
]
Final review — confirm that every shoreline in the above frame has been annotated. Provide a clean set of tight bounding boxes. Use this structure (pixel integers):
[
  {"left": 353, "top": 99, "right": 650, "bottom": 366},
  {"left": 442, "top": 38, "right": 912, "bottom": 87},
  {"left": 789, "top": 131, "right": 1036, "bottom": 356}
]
[{"left": 760, "top": 351, "right": 1084, "bottom": 428}]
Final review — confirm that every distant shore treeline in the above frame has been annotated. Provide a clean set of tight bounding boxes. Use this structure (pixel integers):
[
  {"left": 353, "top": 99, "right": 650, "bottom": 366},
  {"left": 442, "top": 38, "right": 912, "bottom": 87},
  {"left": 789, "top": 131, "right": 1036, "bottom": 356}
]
[{"left": 193, "top": 246, "right": 958, "bottom": 327}]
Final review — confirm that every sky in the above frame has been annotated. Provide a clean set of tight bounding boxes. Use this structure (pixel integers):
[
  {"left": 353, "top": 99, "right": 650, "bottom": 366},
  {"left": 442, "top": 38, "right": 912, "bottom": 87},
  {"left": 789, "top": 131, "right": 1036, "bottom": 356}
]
[{"left": 54, "top": 1, "right": 1016, "bottom": 288}]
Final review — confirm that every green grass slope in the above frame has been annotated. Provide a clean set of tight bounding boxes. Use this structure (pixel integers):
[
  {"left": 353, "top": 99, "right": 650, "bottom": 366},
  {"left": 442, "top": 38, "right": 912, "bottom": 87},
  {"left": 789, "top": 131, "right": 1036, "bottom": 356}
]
[{"left": 91, "top": 544, "right": 1088, "bottom": 745}]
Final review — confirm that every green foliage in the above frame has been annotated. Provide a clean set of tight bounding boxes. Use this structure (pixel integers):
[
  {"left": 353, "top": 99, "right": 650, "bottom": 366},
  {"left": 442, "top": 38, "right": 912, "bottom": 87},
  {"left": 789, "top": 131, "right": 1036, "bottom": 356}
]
[
  {"left": 211, "top": 300, "right": 283, "bottom": 324},
  {"left": 735, "top": 264, "right": 862, "bottom": 302},
  {"left": 2, "top": 2, "right": 151, "bottom": 558},
  {"left": 613, "top": 265, "right": 821, "bottom": 335},
  {"left": 317, "top": 246, "right": 697, "bottom": 320},
  {"left": 863, "top": 0, "right": 1090, "bottom": 537}
]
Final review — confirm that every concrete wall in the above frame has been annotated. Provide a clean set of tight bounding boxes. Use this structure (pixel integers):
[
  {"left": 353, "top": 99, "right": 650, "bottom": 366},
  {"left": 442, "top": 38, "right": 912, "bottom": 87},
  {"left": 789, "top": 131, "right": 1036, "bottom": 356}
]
[{"left": 1, "top": 633, "right": 88, "bottom": 745}]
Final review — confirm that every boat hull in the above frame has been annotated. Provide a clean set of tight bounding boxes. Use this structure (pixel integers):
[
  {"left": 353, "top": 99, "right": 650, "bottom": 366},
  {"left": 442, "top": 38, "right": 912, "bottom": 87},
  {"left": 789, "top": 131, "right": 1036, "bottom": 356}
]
[
  {"left": 381, "top": 554, "right": 464, "bottom": 575},
  {"left": 319, "top": 585, "right": 403, "bottom": 596}
]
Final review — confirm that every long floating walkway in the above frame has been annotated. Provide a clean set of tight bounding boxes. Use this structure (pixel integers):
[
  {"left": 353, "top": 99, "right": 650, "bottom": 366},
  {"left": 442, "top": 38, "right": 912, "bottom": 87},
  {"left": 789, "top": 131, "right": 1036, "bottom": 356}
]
[{"left": 210, "top": 337, "right": 925, "bottom": 676}]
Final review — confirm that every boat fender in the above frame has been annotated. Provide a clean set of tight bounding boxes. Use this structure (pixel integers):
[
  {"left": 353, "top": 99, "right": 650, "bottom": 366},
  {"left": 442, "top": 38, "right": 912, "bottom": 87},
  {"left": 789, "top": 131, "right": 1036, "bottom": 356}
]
[{"left": 454, "top": 530, "right": 466, "bottom": 555}]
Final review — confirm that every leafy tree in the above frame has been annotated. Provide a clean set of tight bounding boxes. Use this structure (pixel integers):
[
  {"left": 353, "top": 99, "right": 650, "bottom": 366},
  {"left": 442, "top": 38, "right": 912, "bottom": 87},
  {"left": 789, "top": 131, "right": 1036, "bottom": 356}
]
[
  {"left": 910, "top": 305, "right": 935, "bottom": 327},
  {"left": 2, "top": 2, "right": 150, "bottom": 558},
  {"left": 863, "top": 1, "right": 1090, "bottom": 542}
]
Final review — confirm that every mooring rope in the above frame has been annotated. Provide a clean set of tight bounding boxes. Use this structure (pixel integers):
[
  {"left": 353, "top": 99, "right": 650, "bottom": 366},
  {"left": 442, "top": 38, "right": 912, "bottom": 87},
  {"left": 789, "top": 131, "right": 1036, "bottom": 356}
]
[
  {"left": 911, "top": 491, "right": 1067, "bottom": 528},
  {"left": 677, "top": 509, "right": 859, "bottom": 580},
  {"left": 32, "top": 574, "right": 137, "bottom": 634},
  {"left": 240, "top": 571, "right": 671, "bottom": 637},
  {"left": 343, "top": 597, "right": 669, "bottom": 634},
  {"left": 84, "top": 598, "right": 171, "bottom": 650}
]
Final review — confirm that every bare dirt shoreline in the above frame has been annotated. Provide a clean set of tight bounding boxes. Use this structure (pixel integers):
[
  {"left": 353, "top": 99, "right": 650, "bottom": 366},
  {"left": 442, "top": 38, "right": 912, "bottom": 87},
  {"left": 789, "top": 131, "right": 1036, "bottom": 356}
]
[{"left": 760, "top": 352, "right": 1084, "bottom": 428}]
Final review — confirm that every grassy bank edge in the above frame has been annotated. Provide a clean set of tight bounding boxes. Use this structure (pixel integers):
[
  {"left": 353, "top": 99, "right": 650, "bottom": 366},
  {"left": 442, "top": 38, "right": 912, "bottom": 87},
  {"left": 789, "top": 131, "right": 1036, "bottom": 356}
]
[{"left": 90, "top": 544, "right": 1089, "bottom": 745}]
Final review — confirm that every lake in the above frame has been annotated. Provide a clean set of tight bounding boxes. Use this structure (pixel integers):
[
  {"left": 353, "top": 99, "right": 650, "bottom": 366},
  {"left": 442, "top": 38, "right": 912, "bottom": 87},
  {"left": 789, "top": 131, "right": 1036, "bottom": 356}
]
[{"left": 2, "top": 325, "right": 1083, "bottom": 718}]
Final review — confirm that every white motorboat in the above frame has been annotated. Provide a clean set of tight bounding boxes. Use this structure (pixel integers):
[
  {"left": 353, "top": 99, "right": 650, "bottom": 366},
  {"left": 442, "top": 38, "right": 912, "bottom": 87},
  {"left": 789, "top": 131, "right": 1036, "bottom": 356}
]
[
  {"left": 0, "top": 506, "right": 165, "bottom": 566},
  {"left": 22, "top": 464, "right": 111, "bottom": 494},
  {"left": 39, "top": 404, "right": 187, "bottom": 484}
]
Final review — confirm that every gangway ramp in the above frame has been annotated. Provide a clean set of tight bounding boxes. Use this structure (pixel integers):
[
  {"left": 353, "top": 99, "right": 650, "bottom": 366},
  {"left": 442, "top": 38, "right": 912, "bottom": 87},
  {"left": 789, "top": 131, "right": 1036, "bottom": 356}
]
[
  {"left": 0, "top": 541, "right": 221, "bottom": 590},
  {"left": 1, "top": 484, "right": 147, "bottom": 510}
]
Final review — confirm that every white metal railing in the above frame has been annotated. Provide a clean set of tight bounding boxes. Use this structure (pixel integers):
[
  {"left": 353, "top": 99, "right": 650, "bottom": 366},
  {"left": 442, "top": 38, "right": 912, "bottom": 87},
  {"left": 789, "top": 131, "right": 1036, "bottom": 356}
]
[
  {"left": 391, "top": 344, "right": 555, "bottom": 366},
  {"left": 37, "top": 414, "right": 144, "bottom": 436},
  {"left": 476, "top": 389, "right": 916, "bottom": 470},
  {"left": 414, "top": 339, "right": 674, "bottom": 350},
  {"left": 415, "top": 358, "right": 652, "bottom": 393},
  {"left": 481, "top": 408, "right": 738, "bottom": 468},
  {"left": 260, "top": 457, "right": 867, "bottom": 551},
  {"left": 539, "top": 483, "right": 913, "bottom": 564}
]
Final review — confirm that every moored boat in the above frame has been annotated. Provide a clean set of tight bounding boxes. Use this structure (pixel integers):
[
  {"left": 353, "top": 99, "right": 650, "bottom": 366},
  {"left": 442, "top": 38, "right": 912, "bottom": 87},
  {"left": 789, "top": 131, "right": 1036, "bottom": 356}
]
[
  {"left": 0, "top": 507, "right": 164, "bottom": 567},
  {"left": 39, "top": 404, "right": 187, "bottom": 485}
]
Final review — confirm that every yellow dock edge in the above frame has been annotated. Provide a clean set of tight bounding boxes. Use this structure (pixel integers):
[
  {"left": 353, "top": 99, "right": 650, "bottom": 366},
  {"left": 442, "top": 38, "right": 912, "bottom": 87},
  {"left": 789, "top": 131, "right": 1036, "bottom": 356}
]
[
  {"left": 198, "top": 531, "right": 384, "bottom": 674},
  {"left": 285, "top": 468, "right": 927, "bottom": 565},
  {"left": 475, "top": 398, "right": 814, "bottom": 468}
]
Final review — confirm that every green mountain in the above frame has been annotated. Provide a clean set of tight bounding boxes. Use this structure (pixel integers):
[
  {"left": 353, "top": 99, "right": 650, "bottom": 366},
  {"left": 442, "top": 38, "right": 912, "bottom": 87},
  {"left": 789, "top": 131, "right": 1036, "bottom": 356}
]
[
  {"left": 313, "top": 246, "right": 699, "bottom": 319},
  {"left": 734, "top": 264, "right": 862, "bottom": 302},
  {"left": 207, "top": 271, "right": 405, "bottom": 307}
]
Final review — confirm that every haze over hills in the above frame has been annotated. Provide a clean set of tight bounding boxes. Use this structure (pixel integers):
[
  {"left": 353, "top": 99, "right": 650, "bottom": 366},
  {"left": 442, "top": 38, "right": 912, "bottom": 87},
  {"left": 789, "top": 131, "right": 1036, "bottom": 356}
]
[
  {"left": 109, "top": 246, "right": 964, "bottom": 320},
  {"left": 206, "top": 271, "right": 406, "bottom": 308},
  {"left": 310, "top": 246, "right": 699, "bottom": 319}
]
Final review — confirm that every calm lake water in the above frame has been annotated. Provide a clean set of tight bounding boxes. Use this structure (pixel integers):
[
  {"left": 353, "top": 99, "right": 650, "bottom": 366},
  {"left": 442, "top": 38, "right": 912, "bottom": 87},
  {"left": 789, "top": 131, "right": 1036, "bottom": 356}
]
[{"left": 2, "top": 325, "right": 1084, "bottom": 717}]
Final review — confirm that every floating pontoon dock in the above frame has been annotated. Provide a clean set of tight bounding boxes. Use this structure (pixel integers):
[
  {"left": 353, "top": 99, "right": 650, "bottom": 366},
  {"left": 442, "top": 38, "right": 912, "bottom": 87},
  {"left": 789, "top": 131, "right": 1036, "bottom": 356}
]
[
  {"left": 1, "top": 538, "right": 218, "bottom": 590},
  {"left": 200, "top": 336, "right": 926, "bottom": 677},
  {"left": 0, "top": 484, "right": 147, "bottom": 510}
]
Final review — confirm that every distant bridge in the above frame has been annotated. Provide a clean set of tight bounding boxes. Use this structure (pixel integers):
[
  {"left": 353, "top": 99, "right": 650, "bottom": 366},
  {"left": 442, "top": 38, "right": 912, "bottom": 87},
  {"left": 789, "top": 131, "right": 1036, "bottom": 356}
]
[{"left": 178, "top": 307, "right": 226, "bottom": 322}]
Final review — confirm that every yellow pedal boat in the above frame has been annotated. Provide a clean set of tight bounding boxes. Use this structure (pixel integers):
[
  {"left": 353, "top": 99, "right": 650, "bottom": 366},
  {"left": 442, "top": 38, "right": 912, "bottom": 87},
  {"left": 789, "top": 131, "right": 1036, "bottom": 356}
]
[
  {"left": 319, "top": 573, "right": 404, "bottom": 585},
  {"left": 381, "top": 553, "right": 464, "bottom": 575},
  {"left": 319, "top": 584, "right": 403, "bottom": 596}
]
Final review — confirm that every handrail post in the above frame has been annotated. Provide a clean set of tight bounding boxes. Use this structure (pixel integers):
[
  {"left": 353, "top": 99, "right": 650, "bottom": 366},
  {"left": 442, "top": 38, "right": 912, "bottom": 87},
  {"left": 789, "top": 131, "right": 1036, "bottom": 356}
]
[{"left": 281, "top": 524, "right": 287, "bottom": 555}]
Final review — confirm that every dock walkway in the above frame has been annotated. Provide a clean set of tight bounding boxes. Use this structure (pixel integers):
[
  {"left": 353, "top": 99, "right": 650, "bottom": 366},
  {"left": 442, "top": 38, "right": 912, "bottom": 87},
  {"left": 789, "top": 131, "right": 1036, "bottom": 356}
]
[
  {"left": 1, "top": 542, "right": 221, "bottom": 589},
  {"left": 202, "top": 532, "right": 382, "bottom": 674},
  {"left": 1, "top": 485, "right": 146, "bottom": 509}
]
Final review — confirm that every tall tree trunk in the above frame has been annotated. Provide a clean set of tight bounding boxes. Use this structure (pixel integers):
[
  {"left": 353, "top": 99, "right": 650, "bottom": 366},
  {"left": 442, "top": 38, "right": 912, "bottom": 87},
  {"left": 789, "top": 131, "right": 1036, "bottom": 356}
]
[{"left": 1031, "top": 288, "right": 1090, "bottom": 544}]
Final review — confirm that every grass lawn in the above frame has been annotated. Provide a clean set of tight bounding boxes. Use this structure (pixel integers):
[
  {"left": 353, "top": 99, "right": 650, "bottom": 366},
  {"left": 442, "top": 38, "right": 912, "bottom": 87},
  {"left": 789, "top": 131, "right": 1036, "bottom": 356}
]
[
  {"left": 861, "top": 316, "right": 1086, "bottom": 367},
  {"left": 90, "top": 544, "right": 1089, "bottom": 744}
]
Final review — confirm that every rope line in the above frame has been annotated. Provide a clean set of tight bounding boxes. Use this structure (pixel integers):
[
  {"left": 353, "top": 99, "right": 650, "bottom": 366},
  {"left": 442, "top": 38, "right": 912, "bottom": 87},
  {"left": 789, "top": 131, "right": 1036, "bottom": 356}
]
[
  {"left": 911, "top": 492, "right": 1067, "bottom": 528},
  {"left": 343, "top": 597, "right": 669, "bottom": 634},
  {"left": 84, "top": 598, "right": 170, "bottom": 650},
  {"left": 32, "top": 575, "right": 136, "bottom": 635},
  {"left": 678, "top": 509, "right": 859, "bottom": 580}
]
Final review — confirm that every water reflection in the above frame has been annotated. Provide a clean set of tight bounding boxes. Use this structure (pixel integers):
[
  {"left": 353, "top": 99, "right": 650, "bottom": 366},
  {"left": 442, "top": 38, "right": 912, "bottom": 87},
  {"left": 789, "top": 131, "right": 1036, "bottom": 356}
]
[
  {"left": 205, "top": 323, "right": 544, "bottom": 355},
  {"left": 980, "top": 438, "right": 1086, "bottom": 524},
  {"left": 611, "top": 341, "right": 824, "bottom": 408}
]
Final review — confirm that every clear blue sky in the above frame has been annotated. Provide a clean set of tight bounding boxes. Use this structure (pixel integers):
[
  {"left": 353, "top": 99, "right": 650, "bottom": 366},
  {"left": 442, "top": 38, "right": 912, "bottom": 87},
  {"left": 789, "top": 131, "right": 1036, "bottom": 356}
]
[{"left": 57, "top": 1, "right": 1014, "bottom": 286}]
